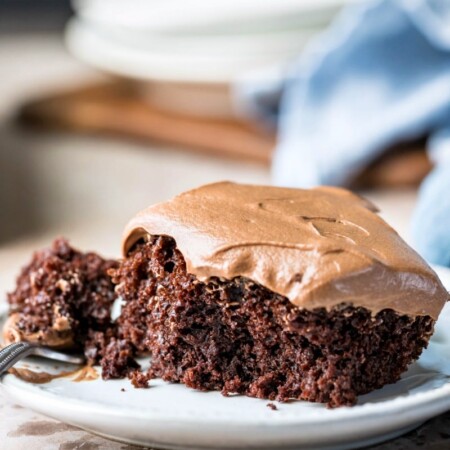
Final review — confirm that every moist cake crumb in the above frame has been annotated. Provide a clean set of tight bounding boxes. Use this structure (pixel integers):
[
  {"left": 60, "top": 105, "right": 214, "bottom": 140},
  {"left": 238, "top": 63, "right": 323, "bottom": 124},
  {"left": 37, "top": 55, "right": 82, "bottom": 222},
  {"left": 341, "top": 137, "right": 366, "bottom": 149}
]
[
  {"left": 129, "top": 370, "right": 150, "bottom": 388},
  {"left": 7, "top": 238, "right": 119, "bottom": 358},
  {"left": 97, "top": 336, "right": 140, "bottom": 380},
  {"left": 266, "top": 403, "right": 278, "bottom": 411}
]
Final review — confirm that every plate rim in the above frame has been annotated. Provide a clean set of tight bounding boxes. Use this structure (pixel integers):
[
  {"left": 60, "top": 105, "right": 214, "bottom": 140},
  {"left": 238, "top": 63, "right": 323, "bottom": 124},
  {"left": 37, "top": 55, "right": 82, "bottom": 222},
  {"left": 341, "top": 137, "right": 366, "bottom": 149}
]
[{"left": 1, "top": 371, "right": 450, "bottom": 426}]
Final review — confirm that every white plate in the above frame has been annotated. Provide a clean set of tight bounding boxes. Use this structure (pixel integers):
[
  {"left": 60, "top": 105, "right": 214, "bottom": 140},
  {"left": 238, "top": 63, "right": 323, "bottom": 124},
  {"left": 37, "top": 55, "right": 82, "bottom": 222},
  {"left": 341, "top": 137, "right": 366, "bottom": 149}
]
[{"left": 1, "top": 267, "right": 450, "bottom": 449}]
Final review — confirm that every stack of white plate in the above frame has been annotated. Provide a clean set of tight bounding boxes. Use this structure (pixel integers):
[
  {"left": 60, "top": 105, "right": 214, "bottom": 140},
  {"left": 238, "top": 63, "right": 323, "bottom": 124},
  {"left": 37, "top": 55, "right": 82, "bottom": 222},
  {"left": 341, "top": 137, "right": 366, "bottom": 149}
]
[
  {"left": 67, "top": 0, "right": 361, "bottom": 84},
  {"left": 66, "top": 0, "right": 361, "bottom": 117}
]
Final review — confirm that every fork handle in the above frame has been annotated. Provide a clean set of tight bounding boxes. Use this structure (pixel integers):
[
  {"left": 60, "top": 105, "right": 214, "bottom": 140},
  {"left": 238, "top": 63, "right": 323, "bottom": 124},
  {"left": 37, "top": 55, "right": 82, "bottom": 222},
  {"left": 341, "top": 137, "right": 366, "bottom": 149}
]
[{"left": 0, "top": 342, "right": 36, "bottom": 375}]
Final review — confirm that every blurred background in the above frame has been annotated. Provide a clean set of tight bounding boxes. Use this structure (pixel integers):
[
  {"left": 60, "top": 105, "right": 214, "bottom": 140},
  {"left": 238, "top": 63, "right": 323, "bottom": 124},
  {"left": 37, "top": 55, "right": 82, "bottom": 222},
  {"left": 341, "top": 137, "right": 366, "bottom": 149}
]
[{"left": 0, "top": 0, "right": 439, "bottom": 276}]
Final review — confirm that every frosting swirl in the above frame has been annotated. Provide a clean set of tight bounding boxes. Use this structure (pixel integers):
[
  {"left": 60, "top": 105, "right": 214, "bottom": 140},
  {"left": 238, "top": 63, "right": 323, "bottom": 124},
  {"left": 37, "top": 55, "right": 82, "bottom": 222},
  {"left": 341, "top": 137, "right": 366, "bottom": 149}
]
[{"left": 122, "top": 182, "right": 448, "bottom": 319}]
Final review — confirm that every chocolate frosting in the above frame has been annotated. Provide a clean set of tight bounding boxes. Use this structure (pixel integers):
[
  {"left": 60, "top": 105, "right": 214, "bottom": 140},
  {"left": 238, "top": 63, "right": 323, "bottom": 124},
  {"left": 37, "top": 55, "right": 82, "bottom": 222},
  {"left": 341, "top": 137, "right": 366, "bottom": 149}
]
[{"left": 122, "top": 182, "right": 448, "bottom": 319}]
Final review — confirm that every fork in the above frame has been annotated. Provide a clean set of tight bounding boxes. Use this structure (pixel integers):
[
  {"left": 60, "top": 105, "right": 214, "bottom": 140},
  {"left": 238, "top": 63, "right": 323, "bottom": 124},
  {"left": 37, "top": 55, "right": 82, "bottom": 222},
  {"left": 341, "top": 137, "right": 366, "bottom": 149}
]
[{"left": 0, "top": 342, "right": 85, "bottom": 376}]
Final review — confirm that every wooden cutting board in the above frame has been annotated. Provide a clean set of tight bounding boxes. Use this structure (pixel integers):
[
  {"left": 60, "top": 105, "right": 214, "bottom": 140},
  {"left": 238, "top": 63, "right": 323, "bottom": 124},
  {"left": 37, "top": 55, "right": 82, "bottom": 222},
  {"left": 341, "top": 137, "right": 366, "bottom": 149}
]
[
  {"left": 18, "top": 80, "right": 274, "bottom": 165},
  {"left": 17, "top": 80, "right": 432, "bottom": 188}
]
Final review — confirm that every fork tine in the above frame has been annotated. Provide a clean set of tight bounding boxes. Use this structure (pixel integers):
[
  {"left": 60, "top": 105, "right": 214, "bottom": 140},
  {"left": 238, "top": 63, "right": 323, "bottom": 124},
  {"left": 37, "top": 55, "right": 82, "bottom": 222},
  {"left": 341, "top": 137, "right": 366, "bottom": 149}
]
[
  {"left": 0, "top": 342, "right": 36, "bottom": 375},
  {"left": 0, "top": 342, "right": 86, "bottom": 376}
]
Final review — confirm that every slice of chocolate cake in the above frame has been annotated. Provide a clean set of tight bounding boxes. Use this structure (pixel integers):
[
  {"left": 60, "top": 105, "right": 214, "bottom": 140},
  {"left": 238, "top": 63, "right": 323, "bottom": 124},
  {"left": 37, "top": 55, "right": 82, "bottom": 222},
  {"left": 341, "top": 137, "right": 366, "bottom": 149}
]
[
  {"left": 111, "top": 181, "right": 448, "bottom": 407},
  {"left": 5, "top": 238, "right": 119, "bottom": 364}
]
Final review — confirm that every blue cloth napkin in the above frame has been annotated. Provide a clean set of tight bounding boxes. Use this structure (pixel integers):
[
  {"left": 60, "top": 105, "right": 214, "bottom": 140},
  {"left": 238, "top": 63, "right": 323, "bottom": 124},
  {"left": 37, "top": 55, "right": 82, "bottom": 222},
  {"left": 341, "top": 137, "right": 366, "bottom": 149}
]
[
  {"left": 235, "top": 0, "right": 450, "bottom": 266},
  {"left": 411, "top": 127, "right": 450, "bottom": 266}
]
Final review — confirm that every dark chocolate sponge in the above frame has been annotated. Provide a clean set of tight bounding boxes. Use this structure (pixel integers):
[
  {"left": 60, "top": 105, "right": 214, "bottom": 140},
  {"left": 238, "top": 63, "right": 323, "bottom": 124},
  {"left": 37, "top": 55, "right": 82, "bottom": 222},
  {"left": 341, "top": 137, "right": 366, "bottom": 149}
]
[{"left": 110, "top": 235, "right": 435, "bottom": 407}]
